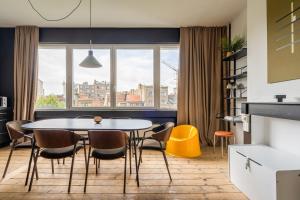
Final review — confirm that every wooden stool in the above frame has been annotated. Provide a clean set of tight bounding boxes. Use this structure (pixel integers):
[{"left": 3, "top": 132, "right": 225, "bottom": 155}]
[{"left": 213, "top": 131, "right": 235, "bottom": 157}]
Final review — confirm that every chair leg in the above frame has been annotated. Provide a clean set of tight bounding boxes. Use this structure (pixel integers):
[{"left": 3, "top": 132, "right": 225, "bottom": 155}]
[
  {"left": 138, "top": 139, "right": 144, "bottom": 170},
  {"left": 51, "top": 159, "right": 54, "bottom": 174},
  {"left": 213, "top": 134, "right": 216, "bottom": 153},
  {"left": 84, "top": 147, "right": 91, "bottom": 193},
  {"left": 221, "top": 137, "right": 224, "bottom": 157},
  {"left": 68, "top": 146, "right": 77, "bottom": 194},
  {"left": 98, "top": 159, "right": 100, "bottom": 170},
  {"left": 133, "top": 130, "right": 140, "bottom": 187},
  {"left": 129, "top": 131, "right": 132, "bottom": 174},
  {"left": 2, "top": 141, "right": 15, "bottom": 178},
  {"left": 95, "top": 158, "right": 98, "bottom": 175},
  {"left": 123, "top": 147, "right": 127, "bottom": 194},
  {"left": 160, "top": 143, "right": 172, "bottom": 182},
  {"left": 25, "top": 142, "right": 35, "bottom": 185},
  {"left": 57, "top": 159, "right": 60, "bottom": 165},
  {"left": 83, "top": 139, "right": 87, "bottom": 168},
  {"left": 28, "top": 148, "right": 40, "bottom": 192},
  {"left": 63, "top": 158, "right": 65, "bottom": 165}
]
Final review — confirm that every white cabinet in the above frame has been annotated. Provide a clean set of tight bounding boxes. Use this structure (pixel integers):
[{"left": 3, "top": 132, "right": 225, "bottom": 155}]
[{"left": 229, "top": 145, "right": 300, "bottom": 200}]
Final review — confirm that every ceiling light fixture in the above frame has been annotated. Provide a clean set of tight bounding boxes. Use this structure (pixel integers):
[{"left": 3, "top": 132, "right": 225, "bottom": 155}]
[{"left": 79, "top": 0, "right": 102, "bottom": 68}]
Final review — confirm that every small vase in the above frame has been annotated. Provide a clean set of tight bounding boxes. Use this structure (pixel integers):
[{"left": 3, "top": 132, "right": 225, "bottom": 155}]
[{"left": 226, "top": 51, "right": 233, "bottom": 57}]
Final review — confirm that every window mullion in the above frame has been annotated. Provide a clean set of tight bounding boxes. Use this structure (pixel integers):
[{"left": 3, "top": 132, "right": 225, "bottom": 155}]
[
  {"left": 66, "top": 45, "right": 72, "bottom": 110},
  {"left": 154, "top": 46, "right": 160, "bottom": 109},
  {"left": 111, "top": 47, "right": 116, "bottom": 108}
]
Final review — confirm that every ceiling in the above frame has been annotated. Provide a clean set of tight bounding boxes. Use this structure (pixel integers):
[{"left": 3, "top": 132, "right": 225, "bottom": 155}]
[{"left": 0, "top": 0, "right": 246, "bottom": 27}]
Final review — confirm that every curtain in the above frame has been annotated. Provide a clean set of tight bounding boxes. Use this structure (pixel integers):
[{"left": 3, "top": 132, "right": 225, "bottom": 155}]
[
  {"left": 13, "top": 26, "right": 39, "bottom": 120},
  {"left": 177, "top": 27, "right": 227, "bottom": 145}
]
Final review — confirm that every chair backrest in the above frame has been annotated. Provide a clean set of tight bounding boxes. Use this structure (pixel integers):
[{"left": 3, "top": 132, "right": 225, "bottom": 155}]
[
  {"left": 75, "top": 115, "right": 94, "bottom": 119},
  {"left": 88, "top": 130, "right": 128, "bottom": 149},
  {"left": 6, "top": 120, "right": 31, "bottom": 140},
  {"left": 34, "top": 130, "right": 80, "bottom": 148},
  {"left": 152, "top": 122, "right": 175, "bottom": 142},
  {"left": 171, "top": 125, "right": 198, "bottom": 139}
]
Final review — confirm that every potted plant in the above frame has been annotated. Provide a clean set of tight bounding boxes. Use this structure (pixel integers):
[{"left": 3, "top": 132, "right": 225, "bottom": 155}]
[
  {"left": 231, "top": 36, "right": 246, "bottom": 52},
  {"left": 221, "top": 36, "right": 246, "bottom": 58},
  {"left": 221, "top": 37, "right": 233, "bottom": 57}
]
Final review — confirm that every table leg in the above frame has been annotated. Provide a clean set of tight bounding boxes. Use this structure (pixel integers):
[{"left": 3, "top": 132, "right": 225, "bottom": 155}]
[
  {"left": 132, "top": 130, "right": 140, "bottom": 187},
  {"left": 129, "top": 131, "right": 132, "bottom": 174}
]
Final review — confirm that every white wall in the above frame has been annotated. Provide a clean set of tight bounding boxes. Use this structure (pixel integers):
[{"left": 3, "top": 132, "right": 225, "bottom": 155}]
[
  {"left": 230, "top": 6, "right": 247, "bottom": 144},
  {"left": 247, "top": 0, "right": 300, "bottom": 156}
]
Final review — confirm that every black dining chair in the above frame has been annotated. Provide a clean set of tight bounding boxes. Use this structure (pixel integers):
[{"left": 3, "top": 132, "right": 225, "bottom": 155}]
[
  {"left": 3, "top": 120, "right": 38, "bottom": 185},
  {"left": 109, "top": 117, "right": 134, "bottom": 173},
  {"left": 28, "top": 129, "right": 86, "bottom": 193},
  {"left": 84, "top": 130, "right": 128, "bottom": 193},
  {"left": 73, "top": 115, "right": 95, "bottom": 164},
  {"left": 138, "top": 122, "right": 174, "bottom": 181}
]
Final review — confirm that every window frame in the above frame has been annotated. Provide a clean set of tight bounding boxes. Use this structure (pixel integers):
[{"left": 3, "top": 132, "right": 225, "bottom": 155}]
[{"left": 37, "top": 44, "right": 179, "bottom": 111}]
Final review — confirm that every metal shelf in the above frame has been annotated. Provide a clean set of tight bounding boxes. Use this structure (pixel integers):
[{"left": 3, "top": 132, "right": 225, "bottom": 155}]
[
  {"left": 223, "top": 72, "right": 247, "bottom": 81},
  {"left": 223, "top": 48, "right": 247, "bottom": 61}
]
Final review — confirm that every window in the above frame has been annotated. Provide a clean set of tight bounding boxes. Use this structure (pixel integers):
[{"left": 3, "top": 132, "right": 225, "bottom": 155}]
[
  {"left": 72, "top": 49, "right": 111, "bottom": 107},
  {"left": 116, "top": 49, "right": 154, "bottom": 107},
  {"left": 160, "top": 47, "right": 179, "bottom": 109},
  {"left": 36, "top": 48, "right": 66, "bottom": 109},
  {"left": 35, "top": 45, "right": 179, "bottom": 110}
]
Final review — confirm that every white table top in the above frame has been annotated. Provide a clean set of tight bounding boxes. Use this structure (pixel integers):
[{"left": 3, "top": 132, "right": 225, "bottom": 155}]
[{"left": 22, "top": 118, "right": 153, "bottom": 131}]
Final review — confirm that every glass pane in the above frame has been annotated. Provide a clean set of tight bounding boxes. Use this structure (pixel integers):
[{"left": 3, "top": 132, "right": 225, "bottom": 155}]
[
  {"left": 160, "top": 47, "right": 179, "bottom": 109},
  {"left": 36, "top": 48, "right": 66, "bottom": 109},
  {"left": 72, "top": 49, "right": 111, "bottom": 107},
  {"left": 116, "top": 49, "right": 154, "bottom": 107}
]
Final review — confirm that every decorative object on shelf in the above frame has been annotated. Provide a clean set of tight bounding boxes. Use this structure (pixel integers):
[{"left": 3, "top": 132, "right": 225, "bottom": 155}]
[
  {"left": 231, "top": 35, "right": 246, "bottom": 52},
  {"left": 79, "top": 0, "right": 102, "bottom": 68},
  {"left": 224, "top": 115, "right": 242, "bottom": 123},
  {"left": 267, "top": 0, "right": 300, "bottom": 83},
  {"left": 94, "top": 116, "right": 102, "bottom": 124},
  {"left": 221, "top": 37, "right": 233, "bottom": 57},
  {"left": 275, "top": 95, "right": 287, "bottom": 102},
  {"left": 221, "top": 36, "right": 246, "bottom": 58},
  {"left": 0, "top": 97, "right": 7, "bottom": 107},
  {"left": 237, "top": 83, "right": 245, "bottom": 90},
  {"left": 226, "top": 83, "right": 236, "bottom": 98}
]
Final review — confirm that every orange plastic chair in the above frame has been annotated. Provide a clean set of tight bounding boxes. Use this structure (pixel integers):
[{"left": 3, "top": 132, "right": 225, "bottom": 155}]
[{"left": 166, "top": 125, "right": 201, "bottom": 158}]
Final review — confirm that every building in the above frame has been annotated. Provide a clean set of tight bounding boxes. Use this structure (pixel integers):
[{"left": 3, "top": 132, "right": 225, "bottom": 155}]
[
  {"left": 73, "top": 80, "right": 110, "bottom": 107},
  {"left": 37, "top": 79, "right": 44, "bottom": 97}
]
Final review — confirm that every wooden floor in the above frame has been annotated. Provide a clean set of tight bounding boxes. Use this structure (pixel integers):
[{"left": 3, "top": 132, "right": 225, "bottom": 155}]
[{"left": 0, "top": 146, "right": 246, "bottom": 200}]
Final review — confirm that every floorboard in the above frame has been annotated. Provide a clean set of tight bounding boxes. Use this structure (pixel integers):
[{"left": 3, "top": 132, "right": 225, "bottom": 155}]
[{"left": 0, "top": 146, "right": 247, "bottom": 199}]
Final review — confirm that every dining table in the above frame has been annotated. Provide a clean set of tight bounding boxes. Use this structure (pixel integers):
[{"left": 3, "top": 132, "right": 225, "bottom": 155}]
[{"left": 22, "top": 118, "right": 153, "bottom": 187}]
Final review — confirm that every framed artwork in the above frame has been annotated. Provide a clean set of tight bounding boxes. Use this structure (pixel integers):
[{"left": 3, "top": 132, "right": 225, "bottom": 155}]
[{"left": 267, "top": 0, "right": 300, "bottom": 83}]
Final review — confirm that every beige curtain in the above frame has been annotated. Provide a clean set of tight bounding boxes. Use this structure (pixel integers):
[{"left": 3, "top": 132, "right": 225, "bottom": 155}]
[
  {"left": 13, "top": 26, "right": 39, "bottom": 120},
  {"left": 177, "top": 27, "right": 227, "bottom": 145}
]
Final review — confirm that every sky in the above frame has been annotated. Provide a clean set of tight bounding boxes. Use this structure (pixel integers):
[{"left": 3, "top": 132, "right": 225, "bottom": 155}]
[{"left": 38, "top": 47, "right": 179, "bottom": 96}]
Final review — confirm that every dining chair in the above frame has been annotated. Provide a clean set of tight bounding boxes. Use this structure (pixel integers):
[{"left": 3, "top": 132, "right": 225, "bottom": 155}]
[
  {"left": 84, "top": 130, "right": 128, "bottom": 193},
  {"left": 28, "top": 129, "right": 86, "bottom": 193},
  {"left": 138, "top": 122, "right": 174, "bottom": 181},
  {"left": 109, "top": 117, "right": 133, "bottom": 173},
  {"left": 3, "top": 120, "right": 38, "bottom": 186}
]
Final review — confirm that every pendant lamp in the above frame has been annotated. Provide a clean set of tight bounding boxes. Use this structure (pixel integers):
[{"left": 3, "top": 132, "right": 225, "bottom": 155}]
[{"left": 79, "top": 0, "right": 102, "bottom": 68}]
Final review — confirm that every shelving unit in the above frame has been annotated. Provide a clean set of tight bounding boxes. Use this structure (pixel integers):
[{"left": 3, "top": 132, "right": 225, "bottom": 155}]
[
  {"left": 221, "top": 48, "right": 247, "bottom": 126},
  {"left": 0, "top": 107, "right": 12, "bottom": 147}
]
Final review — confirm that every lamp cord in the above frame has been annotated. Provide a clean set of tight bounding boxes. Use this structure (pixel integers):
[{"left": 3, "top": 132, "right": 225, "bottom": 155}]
[{"left": 27, "top": 0, "right": 82, "bottom": 22}]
